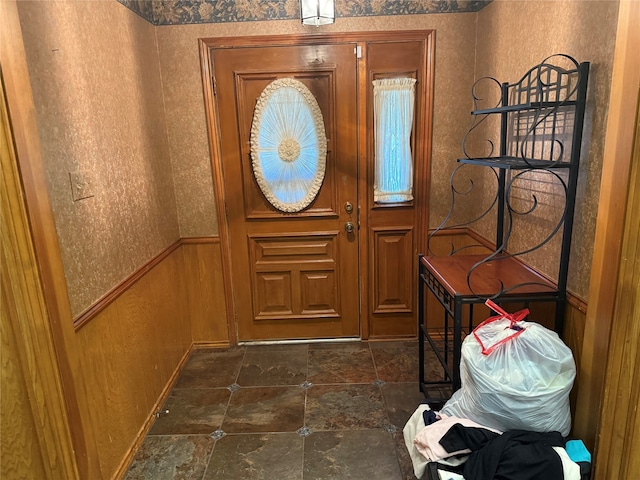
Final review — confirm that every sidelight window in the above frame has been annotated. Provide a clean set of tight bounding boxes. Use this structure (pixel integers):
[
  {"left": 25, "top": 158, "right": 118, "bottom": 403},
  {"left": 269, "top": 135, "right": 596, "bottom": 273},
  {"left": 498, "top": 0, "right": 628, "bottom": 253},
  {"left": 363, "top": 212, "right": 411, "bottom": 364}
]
[{"left": 372, "top": 77, "right": 417, "bottom": 203}]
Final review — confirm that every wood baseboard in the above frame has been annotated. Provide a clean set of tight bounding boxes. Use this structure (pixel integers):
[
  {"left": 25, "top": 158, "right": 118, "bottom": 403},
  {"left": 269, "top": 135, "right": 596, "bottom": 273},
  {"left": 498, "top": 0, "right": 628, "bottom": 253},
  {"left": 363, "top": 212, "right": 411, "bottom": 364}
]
[
  {"left": 192, "top": 340, "right": 231, "bottom": 349},
  {"left": 113, "top": 343, "right": 195, "bottom": 479}
]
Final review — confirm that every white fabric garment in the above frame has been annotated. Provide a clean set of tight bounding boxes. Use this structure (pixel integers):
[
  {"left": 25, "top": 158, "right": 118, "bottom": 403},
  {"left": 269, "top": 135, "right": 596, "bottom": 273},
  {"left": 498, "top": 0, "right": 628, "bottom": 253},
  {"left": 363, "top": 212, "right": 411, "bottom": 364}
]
[
  {"left": 402, "top": 404, "right": 432, "bottom": 479},
  {"left": 403, "top": 407, "right": 474, "bottom": 478},
  {"left": 553, "top": 447, "right": 581, "bottom": 480},
  {"left": 438, "top": 472, "right": 465, "bottom": 480},
  {"left": 372, "top": 77, "right": 416, "bottom": 203}
]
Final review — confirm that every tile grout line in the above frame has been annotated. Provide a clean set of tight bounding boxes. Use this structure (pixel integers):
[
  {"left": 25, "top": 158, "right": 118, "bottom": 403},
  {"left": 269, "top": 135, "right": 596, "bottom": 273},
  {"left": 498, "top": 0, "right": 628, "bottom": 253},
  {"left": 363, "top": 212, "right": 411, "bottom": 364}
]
[
  {"left": 129, "top": 342, "right": 417, "bottom": 479},
  {"left": 369, "top": 343, "right": 410, "bottom": 479},
  {"left": 369, "top": 341, "right": 381, "bottom": 381},
  {"left": 302, "top": 343, "right": 310, "bottom": 478},
  {"left": 201, "top": 345, "right": 248, "bottom": 480}
]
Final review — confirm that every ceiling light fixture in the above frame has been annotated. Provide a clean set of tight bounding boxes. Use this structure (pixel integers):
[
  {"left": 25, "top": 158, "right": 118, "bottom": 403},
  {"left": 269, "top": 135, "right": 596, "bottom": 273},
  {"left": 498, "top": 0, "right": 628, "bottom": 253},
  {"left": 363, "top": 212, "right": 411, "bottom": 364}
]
[{"left": 299, "top": 0, "right": 335, "bottom": 26}]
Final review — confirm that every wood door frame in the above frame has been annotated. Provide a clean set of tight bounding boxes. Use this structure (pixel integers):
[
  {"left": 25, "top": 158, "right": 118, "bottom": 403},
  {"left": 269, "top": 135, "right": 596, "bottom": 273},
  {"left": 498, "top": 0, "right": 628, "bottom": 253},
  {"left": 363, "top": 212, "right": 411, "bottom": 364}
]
[
  {"left": 1, "top": 1, "right": 97, "bottom": 476},
  {"left": 573, "top": 0, "right": 640, "bottom": 455},
  {"left": 595, "top": 84, "right": 640, "bottom": 479},
  {"left": 199, "top": 30, "right": 435, "bottom": 343}
]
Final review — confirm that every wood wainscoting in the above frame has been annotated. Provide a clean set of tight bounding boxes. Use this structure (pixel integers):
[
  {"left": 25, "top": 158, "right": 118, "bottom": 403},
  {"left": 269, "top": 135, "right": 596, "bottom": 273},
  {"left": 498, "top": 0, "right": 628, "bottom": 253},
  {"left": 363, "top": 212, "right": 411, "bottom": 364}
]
[
  {"left": 79, "top": 237, "right": 229, "bottom": 478},
  {"left": 77, "top": 242, "right": 192, "bottom": 478},
  {"left": 182, "top": 237, "right": 229, "bottom": 346}
]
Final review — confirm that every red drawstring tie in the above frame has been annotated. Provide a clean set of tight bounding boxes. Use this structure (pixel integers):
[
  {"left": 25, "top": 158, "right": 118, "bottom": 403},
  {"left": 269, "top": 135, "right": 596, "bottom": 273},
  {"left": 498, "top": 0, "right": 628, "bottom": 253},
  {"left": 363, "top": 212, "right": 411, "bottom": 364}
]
[{"left": 472, "top": 299, "right": 529, "bottom": 355}]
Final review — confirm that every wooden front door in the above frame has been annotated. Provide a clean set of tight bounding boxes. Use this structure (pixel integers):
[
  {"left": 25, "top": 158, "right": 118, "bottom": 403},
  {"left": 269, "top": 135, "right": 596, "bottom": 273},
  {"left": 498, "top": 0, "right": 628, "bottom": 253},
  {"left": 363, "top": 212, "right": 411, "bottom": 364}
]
[
  {"left": 202, "top": 32, "right": 434, "bottom": 342},
  {"left": 211, "top": 42, "right": 359, "bottom": 341}
]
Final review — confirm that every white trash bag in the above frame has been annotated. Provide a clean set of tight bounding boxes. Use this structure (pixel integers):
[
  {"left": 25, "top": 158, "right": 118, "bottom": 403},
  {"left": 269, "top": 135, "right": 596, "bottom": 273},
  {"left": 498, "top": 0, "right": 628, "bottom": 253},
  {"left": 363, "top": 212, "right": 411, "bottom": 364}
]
[{"left": 441, "top": 300, "right": 576, "bottom": 437}]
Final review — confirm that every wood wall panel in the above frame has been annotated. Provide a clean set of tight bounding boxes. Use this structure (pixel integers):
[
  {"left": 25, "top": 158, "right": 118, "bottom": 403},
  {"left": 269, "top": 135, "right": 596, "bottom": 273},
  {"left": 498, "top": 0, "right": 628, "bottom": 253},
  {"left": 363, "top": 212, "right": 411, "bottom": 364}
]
[
  {"left": 183, "top": 240, "right": 229, "bottom": 345},
  {"left": 1, "top": 2, "right": 100, "bottom": 476},
  {"left": 1, "top": 93, "right": 63, "bottom": 477},
  {"left": 594, "top": 43, "right": 640, "bottom": 477},
  {"left": 76, "top": 246, "right": 193, "bottom": 477},
  {"left": 1, "top": 314, "right": 49, "bottom": 480},
  {"left": 573, "top": 0, "right": 640, "bottom": 455},
  {"left": 564, "top": 302, "right": 586, "bottom": 427}
]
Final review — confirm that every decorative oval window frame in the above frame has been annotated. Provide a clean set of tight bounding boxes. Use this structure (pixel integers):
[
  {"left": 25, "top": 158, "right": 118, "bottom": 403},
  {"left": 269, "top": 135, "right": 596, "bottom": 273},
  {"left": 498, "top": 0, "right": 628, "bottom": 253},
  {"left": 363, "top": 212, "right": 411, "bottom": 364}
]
[{"left": 250, "top": 78, "right": 328, "bottom": 213}]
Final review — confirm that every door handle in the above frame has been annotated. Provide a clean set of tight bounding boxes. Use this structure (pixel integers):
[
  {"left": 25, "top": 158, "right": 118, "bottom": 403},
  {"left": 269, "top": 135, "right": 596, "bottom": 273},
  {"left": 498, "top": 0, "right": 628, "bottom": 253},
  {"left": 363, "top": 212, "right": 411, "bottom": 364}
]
[{"left": 345, "top": 222, "right": 355, "bottom": 233}]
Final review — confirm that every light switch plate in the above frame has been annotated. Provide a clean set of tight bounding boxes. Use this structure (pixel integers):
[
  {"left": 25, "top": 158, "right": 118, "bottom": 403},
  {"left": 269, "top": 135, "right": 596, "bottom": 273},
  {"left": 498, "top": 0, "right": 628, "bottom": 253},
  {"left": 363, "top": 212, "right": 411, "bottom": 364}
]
[{"left": 69, "top": 170, "right": 95, "bottom": 201}]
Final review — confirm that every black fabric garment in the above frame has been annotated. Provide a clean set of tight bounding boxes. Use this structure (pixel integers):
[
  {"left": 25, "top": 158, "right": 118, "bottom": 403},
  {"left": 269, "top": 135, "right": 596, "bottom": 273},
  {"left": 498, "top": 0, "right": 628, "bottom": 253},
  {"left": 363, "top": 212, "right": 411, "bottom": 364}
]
[
  {"left": 423, "top": 409, "right": 438, "bottom": 426},
  {"left": 439, "top": 424, "right": 565, "bottom": 480},
  {"left": 439, "top": 425, "right": 500, "bottom": 451}
]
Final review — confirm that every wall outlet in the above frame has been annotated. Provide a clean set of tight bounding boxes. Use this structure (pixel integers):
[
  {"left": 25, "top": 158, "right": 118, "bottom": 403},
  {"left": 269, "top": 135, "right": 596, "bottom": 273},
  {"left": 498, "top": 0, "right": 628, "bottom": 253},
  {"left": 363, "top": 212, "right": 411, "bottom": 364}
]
[{"left": 69, "top": 170, "right": 95, "bottom": 201}]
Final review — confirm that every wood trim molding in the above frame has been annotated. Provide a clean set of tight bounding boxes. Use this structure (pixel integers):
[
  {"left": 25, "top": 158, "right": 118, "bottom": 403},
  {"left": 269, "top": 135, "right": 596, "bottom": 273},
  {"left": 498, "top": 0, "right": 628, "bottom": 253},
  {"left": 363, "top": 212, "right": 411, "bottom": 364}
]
[
  {"left": 74, "top": 236, "right": 220, "bottom": 331},
  {"left": 1, "top": 60, "right": 79, "bottom": 480},
  {"left": 199, "top": 38, "right": 238, "bottom": 345},
  {"left": 593, "top": 3, "right": 640, "bottom": 473},
  {"left": 595, "top": 87, "right": 640, "bottom": 480},
  {"left": 1, "top": 2, "right": 99, "bottom": 475},
  {"left": 192, "top": 340, "right": 231, "bottom": 349},
  {"left": 574, "top": 0, "right": 640, "bottom": 452},
  {"left": 181, "top": 236, "right": 220, "bottom": 245},
  {"left": 415, "top": 31, "right": 436, "bottom": 256},
  {"left": 74, "top": 240, "right": 182, "bottom": 330},
  {"left": 429, "top": 227, "right": 495, "bottom": 250},
  {"left": 357, "top": 40, "right": 370, "bottom": 340},
  {"left": 200, "top": 30, "right": 440, "bottom": 49},
  {"left": 566, "top": 294, "right": 588, "bottom": 315}
]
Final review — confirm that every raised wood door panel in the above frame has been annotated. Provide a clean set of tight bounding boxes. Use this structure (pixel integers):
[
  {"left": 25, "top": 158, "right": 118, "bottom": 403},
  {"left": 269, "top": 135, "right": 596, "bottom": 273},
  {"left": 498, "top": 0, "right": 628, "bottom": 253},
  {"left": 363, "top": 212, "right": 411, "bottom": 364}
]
[
  {"left": 364, "top": 39, "right": 433, "bottom": 337},
  {"left": 372, "top": 227, "right": 414, "bottom": 314},
  {"left": 212, "top": 44, "right": 359, "bottom": 341},
  {"left": 249, "top": 233, "right": 341, "bottom": 320}
]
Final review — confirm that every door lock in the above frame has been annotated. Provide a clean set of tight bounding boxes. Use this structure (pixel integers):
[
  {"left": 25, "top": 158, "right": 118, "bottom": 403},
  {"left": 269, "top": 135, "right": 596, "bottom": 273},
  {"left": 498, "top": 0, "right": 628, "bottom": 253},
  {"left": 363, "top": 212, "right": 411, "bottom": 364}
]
[{"left": 345, "top": 202, "right": 354, "bottom": 214}]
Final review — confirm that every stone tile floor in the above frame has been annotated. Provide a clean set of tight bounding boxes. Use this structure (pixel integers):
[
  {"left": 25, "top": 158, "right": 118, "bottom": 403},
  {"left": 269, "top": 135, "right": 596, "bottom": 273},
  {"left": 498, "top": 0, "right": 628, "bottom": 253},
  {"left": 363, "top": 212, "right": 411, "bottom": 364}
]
[{"left": 124, "top": 340, "right": 442, "bottom": 480}]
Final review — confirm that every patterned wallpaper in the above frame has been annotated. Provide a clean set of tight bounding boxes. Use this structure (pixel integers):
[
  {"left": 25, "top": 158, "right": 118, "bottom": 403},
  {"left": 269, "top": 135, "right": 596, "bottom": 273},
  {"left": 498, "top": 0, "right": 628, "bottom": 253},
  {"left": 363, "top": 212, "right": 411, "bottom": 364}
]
[
  {"left": 118, "top": 0, "right": 491, "bottom": 25},
  {"left": 17, "top": 0, "right": 181, "bottom": 317}
]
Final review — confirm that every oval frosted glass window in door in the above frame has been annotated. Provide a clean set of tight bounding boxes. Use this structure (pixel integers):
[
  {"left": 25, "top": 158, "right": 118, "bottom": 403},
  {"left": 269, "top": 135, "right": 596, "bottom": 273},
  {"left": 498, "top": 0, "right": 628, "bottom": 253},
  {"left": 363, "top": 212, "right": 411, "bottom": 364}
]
[{"left": 250, "top": 78, "right": 327, "bottom": 213}]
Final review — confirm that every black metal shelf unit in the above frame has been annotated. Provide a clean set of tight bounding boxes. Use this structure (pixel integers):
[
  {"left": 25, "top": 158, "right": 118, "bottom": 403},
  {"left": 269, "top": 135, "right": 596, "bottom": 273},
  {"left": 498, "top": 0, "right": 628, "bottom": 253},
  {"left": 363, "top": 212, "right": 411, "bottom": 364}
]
[{"left": 418, "top": 55, "right": 590, "bottom": 404}]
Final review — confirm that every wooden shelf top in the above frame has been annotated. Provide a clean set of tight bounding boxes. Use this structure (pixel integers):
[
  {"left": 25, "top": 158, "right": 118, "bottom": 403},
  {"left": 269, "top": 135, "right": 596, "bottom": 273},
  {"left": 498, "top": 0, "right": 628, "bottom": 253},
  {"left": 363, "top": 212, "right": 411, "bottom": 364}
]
[{"left": 421, "top": 254, "right": 557, "bottom": 298}]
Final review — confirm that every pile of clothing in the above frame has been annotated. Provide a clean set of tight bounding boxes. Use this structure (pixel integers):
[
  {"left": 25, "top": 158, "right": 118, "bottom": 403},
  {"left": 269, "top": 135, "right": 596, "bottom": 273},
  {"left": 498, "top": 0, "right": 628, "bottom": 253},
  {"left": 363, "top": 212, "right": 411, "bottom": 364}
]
[
  {"left": 404, "top": 302, "right": 590, "bottom": 479},
  {"left": 403, "top": 404, "right": 591, "bottom": 480}
]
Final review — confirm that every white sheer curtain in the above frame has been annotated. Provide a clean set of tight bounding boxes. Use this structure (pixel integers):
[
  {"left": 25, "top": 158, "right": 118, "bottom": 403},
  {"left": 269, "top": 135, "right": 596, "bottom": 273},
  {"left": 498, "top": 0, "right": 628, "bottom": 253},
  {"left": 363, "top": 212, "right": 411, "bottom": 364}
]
[{"left": 372, "top": 78, "right": 417, "bottom": 203}]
